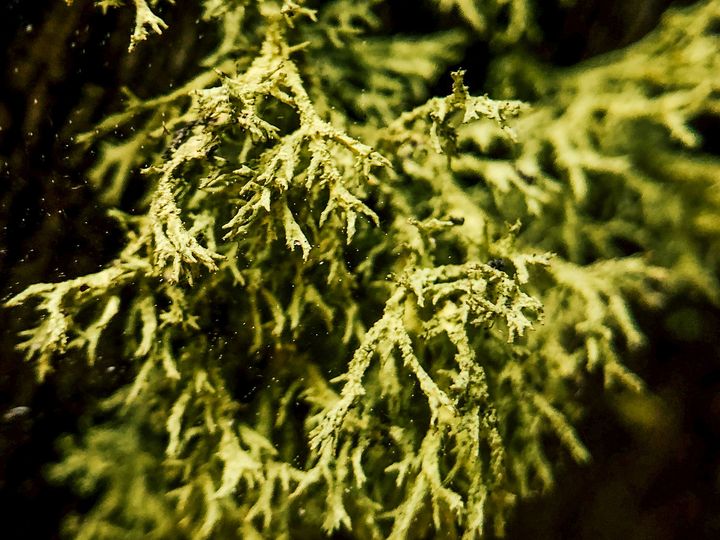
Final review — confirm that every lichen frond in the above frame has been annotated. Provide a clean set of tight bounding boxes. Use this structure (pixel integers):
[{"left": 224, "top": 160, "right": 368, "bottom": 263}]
[{"left": 10, "top": 0, "right": 720, "bottom": 538}]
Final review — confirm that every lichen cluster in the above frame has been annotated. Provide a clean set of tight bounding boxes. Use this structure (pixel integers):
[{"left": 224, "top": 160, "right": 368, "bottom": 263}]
[{"left": 7, "top": 0, "right": 720, "bottom": 538}]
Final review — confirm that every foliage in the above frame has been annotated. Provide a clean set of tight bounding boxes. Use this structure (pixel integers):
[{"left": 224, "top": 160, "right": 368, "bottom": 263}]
[{"left": 6, "top": 0, "right": 720, "bottom": 538}]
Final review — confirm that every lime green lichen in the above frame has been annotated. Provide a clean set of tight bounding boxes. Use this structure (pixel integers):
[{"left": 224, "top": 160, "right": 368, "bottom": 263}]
[
  {"left": 485, "top": 0, "right": 720, "bottom": 296},
  {"left": 6, "top": 0, "right": 720, "bottom": 538},
  {"left": 65, "top": 0, "right": 169, "bottom": 51}
]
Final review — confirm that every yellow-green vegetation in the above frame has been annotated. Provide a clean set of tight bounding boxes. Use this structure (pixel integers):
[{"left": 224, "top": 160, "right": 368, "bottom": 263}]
[{"left": 7, "top": 0, "right": 720, "bottom": 538}]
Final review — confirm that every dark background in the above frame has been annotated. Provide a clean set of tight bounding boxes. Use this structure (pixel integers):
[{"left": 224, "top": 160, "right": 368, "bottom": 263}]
[{"left": 1, "top": 1, "right": 718, "bottom": 538}]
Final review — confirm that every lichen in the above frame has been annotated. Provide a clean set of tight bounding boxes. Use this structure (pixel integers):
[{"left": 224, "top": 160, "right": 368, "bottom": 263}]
[{"left": 6, "top": 0, "right": 720, "bottom": 538}]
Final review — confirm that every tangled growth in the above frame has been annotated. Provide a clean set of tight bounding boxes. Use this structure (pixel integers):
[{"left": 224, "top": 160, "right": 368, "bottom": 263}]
[{"left": 6, "top": 0, "right": 720, "bottom": 538}]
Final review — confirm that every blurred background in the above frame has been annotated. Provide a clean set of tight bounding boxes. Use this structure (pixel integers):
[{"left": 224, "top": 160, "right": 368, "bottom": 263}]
[{"left": 1, "top": 1, "right": 718, "bottom": 538}]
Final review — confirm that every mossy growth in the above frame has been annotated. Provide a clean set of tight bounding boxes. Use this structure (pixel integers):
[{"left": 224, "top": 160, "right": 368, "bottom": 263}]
[{"left": 6, "top": 0, "right": 720, "bottom": 538}]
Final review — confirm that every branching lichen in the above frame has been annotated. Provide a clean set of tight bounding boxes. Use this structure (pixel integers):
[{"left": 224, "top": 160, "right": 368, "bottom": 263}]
[{"left": 6, "top": 0, "right": 720, "bottom": 538}]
